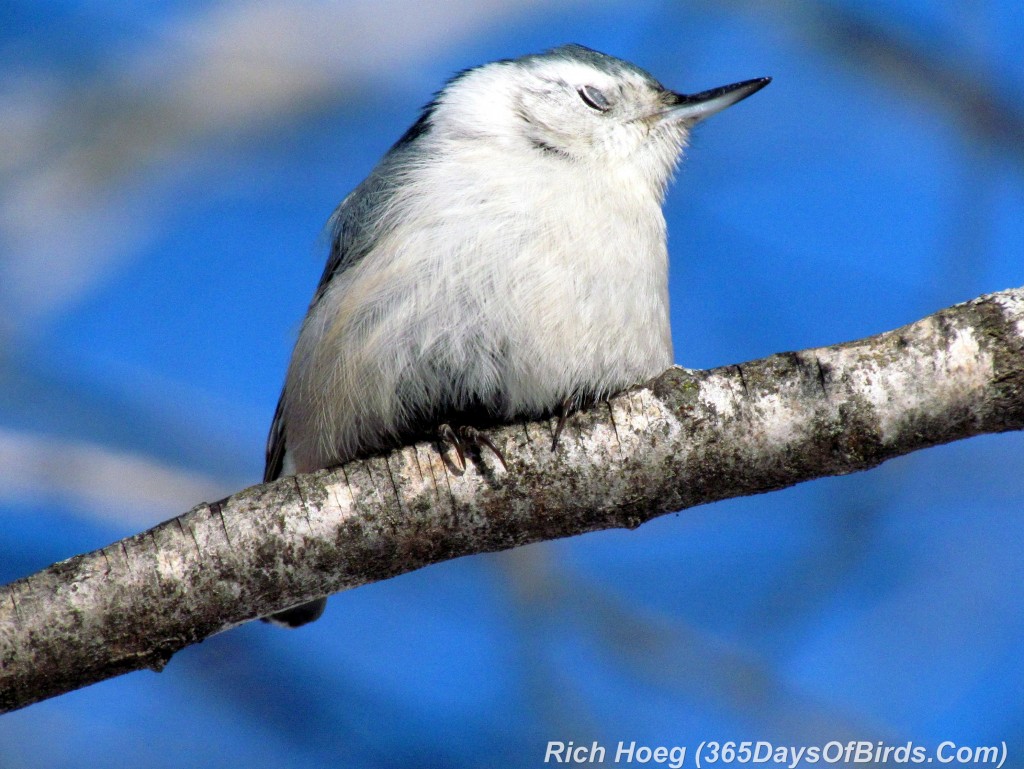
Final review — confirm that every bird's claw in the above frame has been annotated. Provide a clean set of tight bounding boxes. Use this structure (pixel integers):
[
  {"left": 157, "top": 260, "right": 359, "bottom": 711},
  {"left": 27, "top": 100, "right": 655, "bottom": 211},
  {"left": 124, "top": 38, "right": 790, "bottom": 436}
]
[
  {"left": 460, "top": 426, "right": 508, "bottom": 471},
  {"left": 437, "top": 423, "right": 466, "bottom": 471},
  {"left": 551, "top": 396, "right": 575, "bottom": 451}
]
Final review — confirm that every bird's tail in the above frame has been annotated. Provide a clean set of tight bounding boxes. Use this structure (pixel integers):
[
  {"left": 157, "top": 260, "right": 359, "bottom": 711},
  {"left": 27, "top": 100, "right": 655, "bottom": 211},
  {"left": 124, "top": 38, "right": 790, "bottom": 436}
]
[{"left": 262, "top": 598, "right": 329, "bottom": 628}]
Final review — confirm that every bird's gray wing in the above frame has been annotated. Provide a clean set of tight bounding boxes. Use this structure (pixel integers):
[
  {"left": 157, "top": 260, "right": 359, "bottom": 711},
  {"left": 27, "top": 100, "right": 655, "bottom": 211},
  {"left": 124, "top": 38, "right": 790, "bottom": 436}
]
[{"left": 263, "top": 156, "right": 409, "bottom": 483}]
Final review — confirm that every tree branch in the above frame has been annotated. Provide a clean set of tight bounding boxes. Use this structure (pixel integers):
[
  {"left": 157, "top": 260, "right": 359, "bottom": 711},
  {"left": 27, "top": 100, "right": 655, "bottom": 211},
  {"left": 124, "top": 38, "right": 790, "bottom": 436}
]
[{"left": 2, "top": 287, "right": 1022, "bottom": 713}]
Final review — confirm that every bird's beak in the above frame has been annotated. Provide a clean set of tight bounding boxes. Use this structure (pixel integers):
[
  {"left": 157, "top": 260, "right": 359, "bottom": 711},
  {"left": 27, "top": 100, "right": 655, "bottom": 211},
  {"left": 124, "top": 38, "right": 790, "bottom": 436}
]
[{"left": 660, "top": 77, "right": 771, "bottom": 125}]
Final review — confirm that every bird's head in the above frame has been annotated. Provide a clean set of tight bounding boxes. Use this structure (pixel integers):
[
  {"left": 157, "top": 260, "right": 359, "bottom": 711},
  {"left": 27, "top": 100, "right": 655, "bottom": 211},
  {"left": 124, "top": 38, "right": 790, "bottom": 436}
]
[{"left": 418, "top": 44, "right": 769, "bottom": 197}]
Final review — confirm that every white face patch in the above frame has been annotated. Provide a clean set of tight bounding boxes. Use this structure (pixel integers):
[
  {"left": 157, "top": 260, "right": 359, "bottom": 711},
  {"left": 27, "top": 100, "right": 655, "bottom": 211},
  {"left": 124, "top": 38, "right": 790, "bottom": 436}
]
[{"left": 431, "top": 52, "right": 686, "bottom": 195}]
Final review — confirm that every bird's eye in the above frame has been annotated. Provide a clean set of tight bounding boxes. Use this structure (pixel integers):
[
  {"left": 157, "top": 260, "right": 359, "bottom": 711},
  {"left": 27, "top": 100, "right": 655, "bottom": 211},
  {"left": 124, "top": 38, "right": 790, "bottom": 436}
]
[{"left": 578, "top": 85, "right": 611, "bottom": 111}]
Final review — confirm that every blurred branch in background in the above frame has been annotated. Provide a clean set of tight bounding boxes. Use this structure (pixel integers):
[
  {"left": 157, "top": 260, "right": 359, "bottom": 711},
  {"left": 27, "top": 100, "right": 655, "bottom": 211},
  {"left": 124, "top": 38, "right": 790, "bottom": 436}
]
[{"left": 0, "top": 427, "right": 228, "bottom": 527}]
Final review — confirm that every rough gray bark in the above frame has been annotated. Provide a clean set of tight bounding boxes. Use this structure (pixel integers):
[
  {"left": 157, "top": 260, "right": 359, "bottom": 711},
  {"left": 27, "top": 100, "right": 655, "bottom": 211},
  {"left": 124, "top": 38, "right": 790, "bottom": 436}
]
[{"left": 2, "top": 287, "right": 1023, "bottom": 713}]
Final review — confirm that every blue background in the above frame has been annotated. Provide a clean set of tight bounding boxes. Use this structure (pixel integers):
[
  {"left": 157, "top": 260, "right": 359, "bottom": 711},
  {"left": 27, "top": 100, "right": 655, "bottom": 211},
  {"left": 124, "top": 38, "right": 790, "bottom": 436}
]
[{"left": 1, "top": 1, "right": 1022, "bottom": 766}]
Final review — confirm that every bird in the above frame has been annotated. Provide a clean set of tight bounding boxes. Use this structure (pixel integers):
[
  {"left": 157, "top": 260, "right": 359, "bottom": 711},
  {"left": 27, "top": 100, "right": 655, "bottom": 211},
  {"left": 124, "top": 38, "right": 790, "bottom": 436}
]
[{"left": 263, "top": 44, "right": 769, "bottom": 627}]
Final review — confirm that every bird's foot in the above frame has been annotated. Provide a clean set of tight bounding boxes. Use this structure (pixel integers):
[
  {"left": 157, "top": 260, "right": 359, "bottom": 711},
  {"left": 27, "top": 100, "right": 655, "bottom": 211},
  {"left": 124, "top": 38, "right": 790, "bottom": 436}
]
[{"left": 437, "top": 423, "right": 507, "bottom": 472}]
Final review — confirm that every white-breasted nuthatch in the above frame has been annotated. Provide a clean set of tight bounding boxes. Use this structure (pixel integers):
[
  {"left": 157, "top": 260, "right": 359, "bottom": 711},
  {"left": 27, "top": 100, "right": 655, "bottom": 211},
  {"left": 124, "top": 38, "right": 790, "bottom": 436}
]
[{"left": 264, "top": 44, "right": 769, "bottom": 626}]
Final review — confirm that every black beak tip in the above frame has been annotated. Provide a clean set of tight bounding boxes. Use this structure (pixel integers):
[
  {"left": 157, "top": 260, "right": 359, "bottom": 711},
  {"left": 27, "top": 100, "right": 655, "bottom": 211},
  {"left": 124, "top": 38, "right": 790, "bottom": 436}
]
[{"left": 730, "top": 76, "right": 773, "bottom": 98}]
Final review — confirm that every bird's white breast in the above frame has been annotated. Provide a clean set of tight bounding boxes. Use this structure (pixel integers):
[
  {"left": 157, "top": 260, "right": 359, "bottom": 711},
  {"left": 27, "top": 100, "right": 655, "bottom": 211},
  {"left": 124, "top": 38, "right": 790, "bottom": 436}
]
[{"left": 285, "top": 142, "right": 673, "bottom": 469}]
